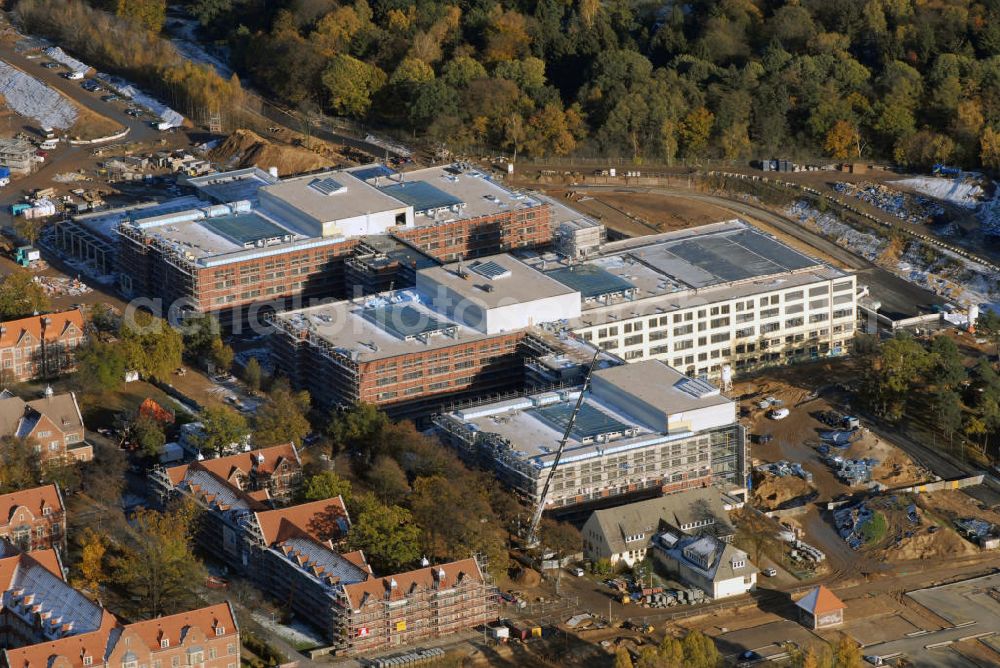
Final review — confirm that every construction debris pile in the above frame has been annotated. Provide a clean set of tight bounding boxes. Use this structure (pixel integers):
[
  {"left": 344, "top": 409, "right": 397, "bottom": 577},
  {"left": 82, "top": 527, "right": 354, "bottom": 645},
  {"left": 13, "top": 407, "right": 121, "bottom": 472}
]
[
  {"left": 755, "top": 460, "right": 813, "bottom": 482},
  {"left": 788, "top": 201, "right": 887, "bottom": 262},
  {"left": 33, "top": 275, "right": 92, "bottom": 297},
  {"left": 833, "top": 181, "right": 946, "bottom": 224},
  {"left": 954, "top": 518, "right": 999, "bottom": 548},
  {"left": 834, "top": 501, "right": 881, "bottom": 550},
  {"left": 603, "top": 578, "right": 706, "bottom": 608},
  {"left": 825, "top": 455, "right": 879, "bottom": 486},
  {"left": 53, "top": 172, "right": 89, "bottom": 184}
]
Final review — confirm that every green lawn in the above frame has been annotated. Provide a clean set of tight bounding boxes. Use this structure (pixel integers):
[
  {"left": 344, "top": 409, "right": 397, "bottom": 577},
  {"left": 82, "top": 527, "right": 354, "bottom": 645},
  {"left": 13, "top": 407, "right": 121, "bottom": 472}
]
[{"left": 862, "top": 511, "right": 888, "bottom": 544}]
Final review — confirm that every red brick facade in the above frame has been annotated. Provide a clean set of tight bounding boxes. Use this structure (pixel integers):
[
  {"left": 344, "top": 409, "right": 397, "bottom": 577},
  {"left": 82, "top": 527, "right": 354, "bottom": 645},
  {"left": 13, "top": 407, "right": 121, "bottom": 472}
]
[
  {"left": 272, "top": 330, "right": 528, "bottom": 416},
  {"left": 0, "top": 485, "right": 65, "bottom": 552},
  {"left": 0, "top": 311, "right": 84, "bottom": 382},
  {"left": 118, "top": 235, "right": 359, "bottom": 316},
  {"left": 392, "top": 206, "right": 552, "bottom": 262}
]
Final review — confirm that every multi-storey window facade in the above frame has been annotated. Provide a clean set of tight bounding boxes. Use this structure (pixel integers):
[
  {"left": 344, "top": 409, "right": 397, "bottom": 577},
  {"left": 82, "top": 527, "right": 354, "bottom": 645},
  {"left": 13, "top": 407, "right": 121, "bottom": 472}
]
[{"left": 573, "top": 276, "right": 856, "bottom": 378}]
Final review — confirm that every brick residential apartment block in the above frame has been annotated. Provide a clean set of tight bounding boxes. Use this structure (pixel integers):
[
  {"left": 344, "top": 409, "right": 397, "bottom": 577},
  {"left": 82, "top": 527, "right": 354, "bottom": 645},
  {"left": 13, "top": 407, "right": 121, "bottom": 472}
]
[
  {"left": 0, "top": 484, "right": 66, "bottom": 552},
  {"left": 337, "top": 558, "right": 495, "bottom": 654},
  {"left": 0, "top": 390, "right": 91, "bottom": 463},
  {"left": 269, "top": 254, "right": 582, "bottom": 415},
  {"left": 103, "top": 164, "right": 558, "bottom": 320},
  {"left": 0, "top": 310, "right": 85, "bottom": 382},
  {"left": 0, "top": 545, "right": 240, "bottom": 668},
  {"left": 154, "top": 445, "right": 498, "bottom": 656}
]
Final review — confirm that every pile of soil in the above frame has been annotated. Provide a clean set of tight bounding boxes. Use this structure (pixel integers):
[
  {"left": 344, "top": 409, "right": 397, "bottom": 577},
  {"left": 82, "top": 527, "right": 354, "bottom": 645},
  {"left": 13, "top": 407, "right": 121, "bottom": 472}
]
[
  {"left": 209, "top": 128, "right": 334, "bottom": 175},
  {"left": 513, "top": 567, "right": 541, "bottom": 588},
  {"left": 752, "top": 473, "right": 814, "bottom": 511},
  {"left": 876, "top": 505, "right": 977, "bottom": 562}
]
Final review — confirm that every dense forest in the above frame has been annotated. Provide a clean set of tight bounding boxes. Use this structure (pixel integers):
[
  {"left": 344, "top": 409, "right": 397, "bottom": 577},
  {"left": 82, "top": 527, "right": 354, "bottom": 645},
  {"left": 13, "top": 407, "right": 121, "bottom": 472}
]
[
  {"left": 22, "top": 0, "right": 1000, "bottom": 168},
  {"left": 178, "top": 0, "right": 1000, "bottom": 167}
]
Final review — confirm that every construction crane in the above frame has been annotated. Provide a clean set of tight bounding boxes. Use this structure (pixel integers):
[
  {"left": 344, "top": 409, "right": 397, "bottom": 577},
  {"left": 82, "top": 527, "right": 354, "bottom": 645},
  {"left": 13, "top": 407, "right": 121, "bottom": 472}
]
[{"left": 525, "top": 351, "right": 600, "bottom": 548}]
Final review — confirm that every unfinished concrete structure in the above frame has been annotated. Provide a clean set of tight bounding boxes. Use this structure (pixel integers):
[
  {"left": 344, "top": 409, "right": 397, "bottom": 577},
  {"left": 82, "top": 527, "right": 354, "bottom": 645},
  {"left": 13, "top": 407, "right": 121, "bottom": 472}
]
[
  {"left": 435, "top": 360, "right": 746, "bottom": 510},
  {"left": 0, "top": 138, "right": 34, "bottom": 173}
]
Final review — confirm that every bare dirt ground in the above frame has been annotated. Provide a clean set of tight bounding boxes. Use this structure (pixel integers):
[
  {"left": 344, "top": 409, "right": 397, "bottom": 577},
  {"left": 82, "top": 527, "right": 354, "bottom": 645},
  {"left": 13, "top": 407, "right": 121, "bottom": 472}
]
[
  {"left": 67, "top": 103, "right": 123, "bottom": 141},
  {"left": 546, "top": 188, "right": 734, "bottom": 235},
  {"left": 918, "top": 489, "right": 1000, "bottom": 526},
  {"left": 735, "top": 372, "right": 926, "bottom": 499}
]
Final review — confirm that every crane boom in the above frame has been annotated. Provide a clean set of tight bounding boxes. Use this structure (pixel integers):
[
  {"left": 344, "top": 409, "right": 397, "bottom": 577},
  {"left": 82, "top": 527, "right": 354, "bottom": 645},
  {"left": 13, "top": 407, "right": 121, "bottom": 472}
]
[{"left": 526, "top": 351, "right": 600, "bottom": 547}]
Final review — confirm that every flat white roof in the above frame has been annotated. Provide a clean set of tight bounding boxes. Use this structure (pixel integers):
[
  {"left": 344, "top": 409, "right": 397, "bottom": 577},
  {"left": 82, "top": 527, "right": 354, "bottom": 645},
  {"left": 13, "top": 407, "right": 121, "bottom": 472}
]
[
  {"left": 385, "top": 165, "right": 545, "bottom": 226},
  {"left": 271, "top": 289, "right": 496, "bottom": 362},
  {"left": 260, "top": 170, "right": 408, "bottom": 222},
  {"left": 418, "top": 254, "right": 578, "bottom": 308}
]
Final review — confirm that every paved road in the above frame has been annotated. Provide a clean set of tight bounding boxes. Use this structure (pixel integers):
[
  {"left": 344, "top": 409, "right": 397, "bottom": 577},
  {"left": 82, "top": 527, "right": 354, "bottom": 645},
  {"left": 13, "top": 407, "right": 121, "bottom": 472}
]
[
  {"left": 0, "top": 39, "right": 158, "bottom": 144},
  {"left": 0, "top": 39, "right": 165, "bottom": 226}
]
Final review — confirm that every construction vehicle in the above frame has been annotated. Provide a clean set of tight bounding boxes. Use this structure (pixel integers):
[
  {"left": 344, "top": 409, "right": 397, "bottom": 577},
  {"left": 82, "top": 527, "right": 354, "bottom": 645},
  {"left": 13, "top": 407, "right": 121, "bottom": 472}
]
[
  {"left": 15, "top": 246, "right": 39, "bottom": 267},
  {"left": 524, "top": 351, "right": 600, "bottom": 547}
]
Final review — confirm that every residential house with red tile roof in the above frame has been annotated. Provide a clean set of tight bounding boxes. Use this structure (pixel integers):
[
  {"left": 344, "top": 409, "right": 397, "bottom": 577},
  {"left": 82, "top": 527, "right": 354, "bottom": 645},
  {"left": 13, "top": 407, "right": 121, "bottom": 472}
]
[
  {"left": 164, "top": 442, "right": 302, "bottom": 504},
  {"left": 0, "top": 391, "right": 91, "bottom": 463},
  {"left": 154, "top": 446, "right": 496, "bottom": 655},
  {"left": 0, "top": 310, "right": 85, "bottom": 382},
  {"left": 0, "top": 484, "right": 65, "bottom": 553}
]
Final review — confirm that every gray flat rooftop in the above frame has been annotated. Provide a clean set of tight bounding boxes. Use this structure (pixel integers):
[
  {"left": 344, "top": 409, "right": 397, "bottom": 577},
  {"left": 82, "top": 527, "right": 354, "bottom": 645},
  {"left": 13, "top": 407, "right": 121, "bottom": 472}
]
[
  {"left": 593, "top": 360, "right": 733, "bottom": 414},
  {"left": 200, "top": 212, "right": 290, "bottom": 246},
  {"left": 401, "top": 165, "right": 546, "bottom": 227},
  {"left": 187, "top": 167, "right": 279, "bottom": 204},
  {"left": 378, "top": 180, "right": 463, "bottom": 213},
  {"left": 133, "top": 206, "right": 304, "bottom": 261},
  {"left": 272, "top": 289, "right": 496, "bottom": 362},
  {"left": 545, "top": 265, "right": 635, "bottom": 300},
  {"left": 447, "top": 385, "right": 665, "bottom": 466},
  {"left": 260, "top": 170, "right": 407, "bottom": 222},
  {"left": 418, "top": 254, "right": 578, "bottom": 308},
  {"left": 75, "top": 195, "right": 207, "bottom": 241},
  {"left": 634, "top": 227, "right": 818, "bottom": 288},
  {"left": 519, "top": 220, "right": 848, "bottom": 321},
  {"left": 355, "top": 235, "right": 439, "bottom": 272}
]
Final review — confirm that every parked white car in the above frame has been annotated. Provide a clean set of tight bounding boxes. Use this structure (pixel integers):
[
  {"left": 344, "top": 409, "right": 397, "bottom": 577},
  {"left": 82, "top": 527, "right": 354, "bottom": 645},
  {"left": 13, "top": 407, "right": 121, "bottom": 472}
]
[{"left": 768, "top": 408, "right": 790, "bottom": 420}]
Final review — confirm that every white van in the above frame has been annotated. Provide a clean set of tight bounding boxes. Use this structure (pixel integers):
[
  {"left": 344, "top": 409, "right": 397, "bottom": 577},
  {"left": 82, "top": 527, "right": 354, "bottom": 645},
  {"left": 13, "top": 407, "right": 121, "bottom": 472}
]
[{"left": 65, "top": 71, "right": 85, "bottom": 80}]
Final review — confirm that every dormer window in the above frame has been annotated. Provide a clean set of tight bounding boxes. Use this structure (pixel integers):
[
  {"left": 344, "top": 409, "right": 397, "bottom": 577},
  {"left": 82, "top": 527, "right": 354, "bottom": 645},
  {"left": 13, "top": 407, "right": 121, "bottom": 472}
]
[
  {"left": 42, "top": 506, "right": 51, "bottom": 516},
  {"left": 83, "top": 657, "right": 92, "bottom": 666},
  {"left": 161, "top": 639, "right": 170, "bottom": 649},
  {"left": 215, "top": 627, "right": 225, "bottom": 636},
  {"left": 732, "top": 559, "right": 746, "bottom": 569}
]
